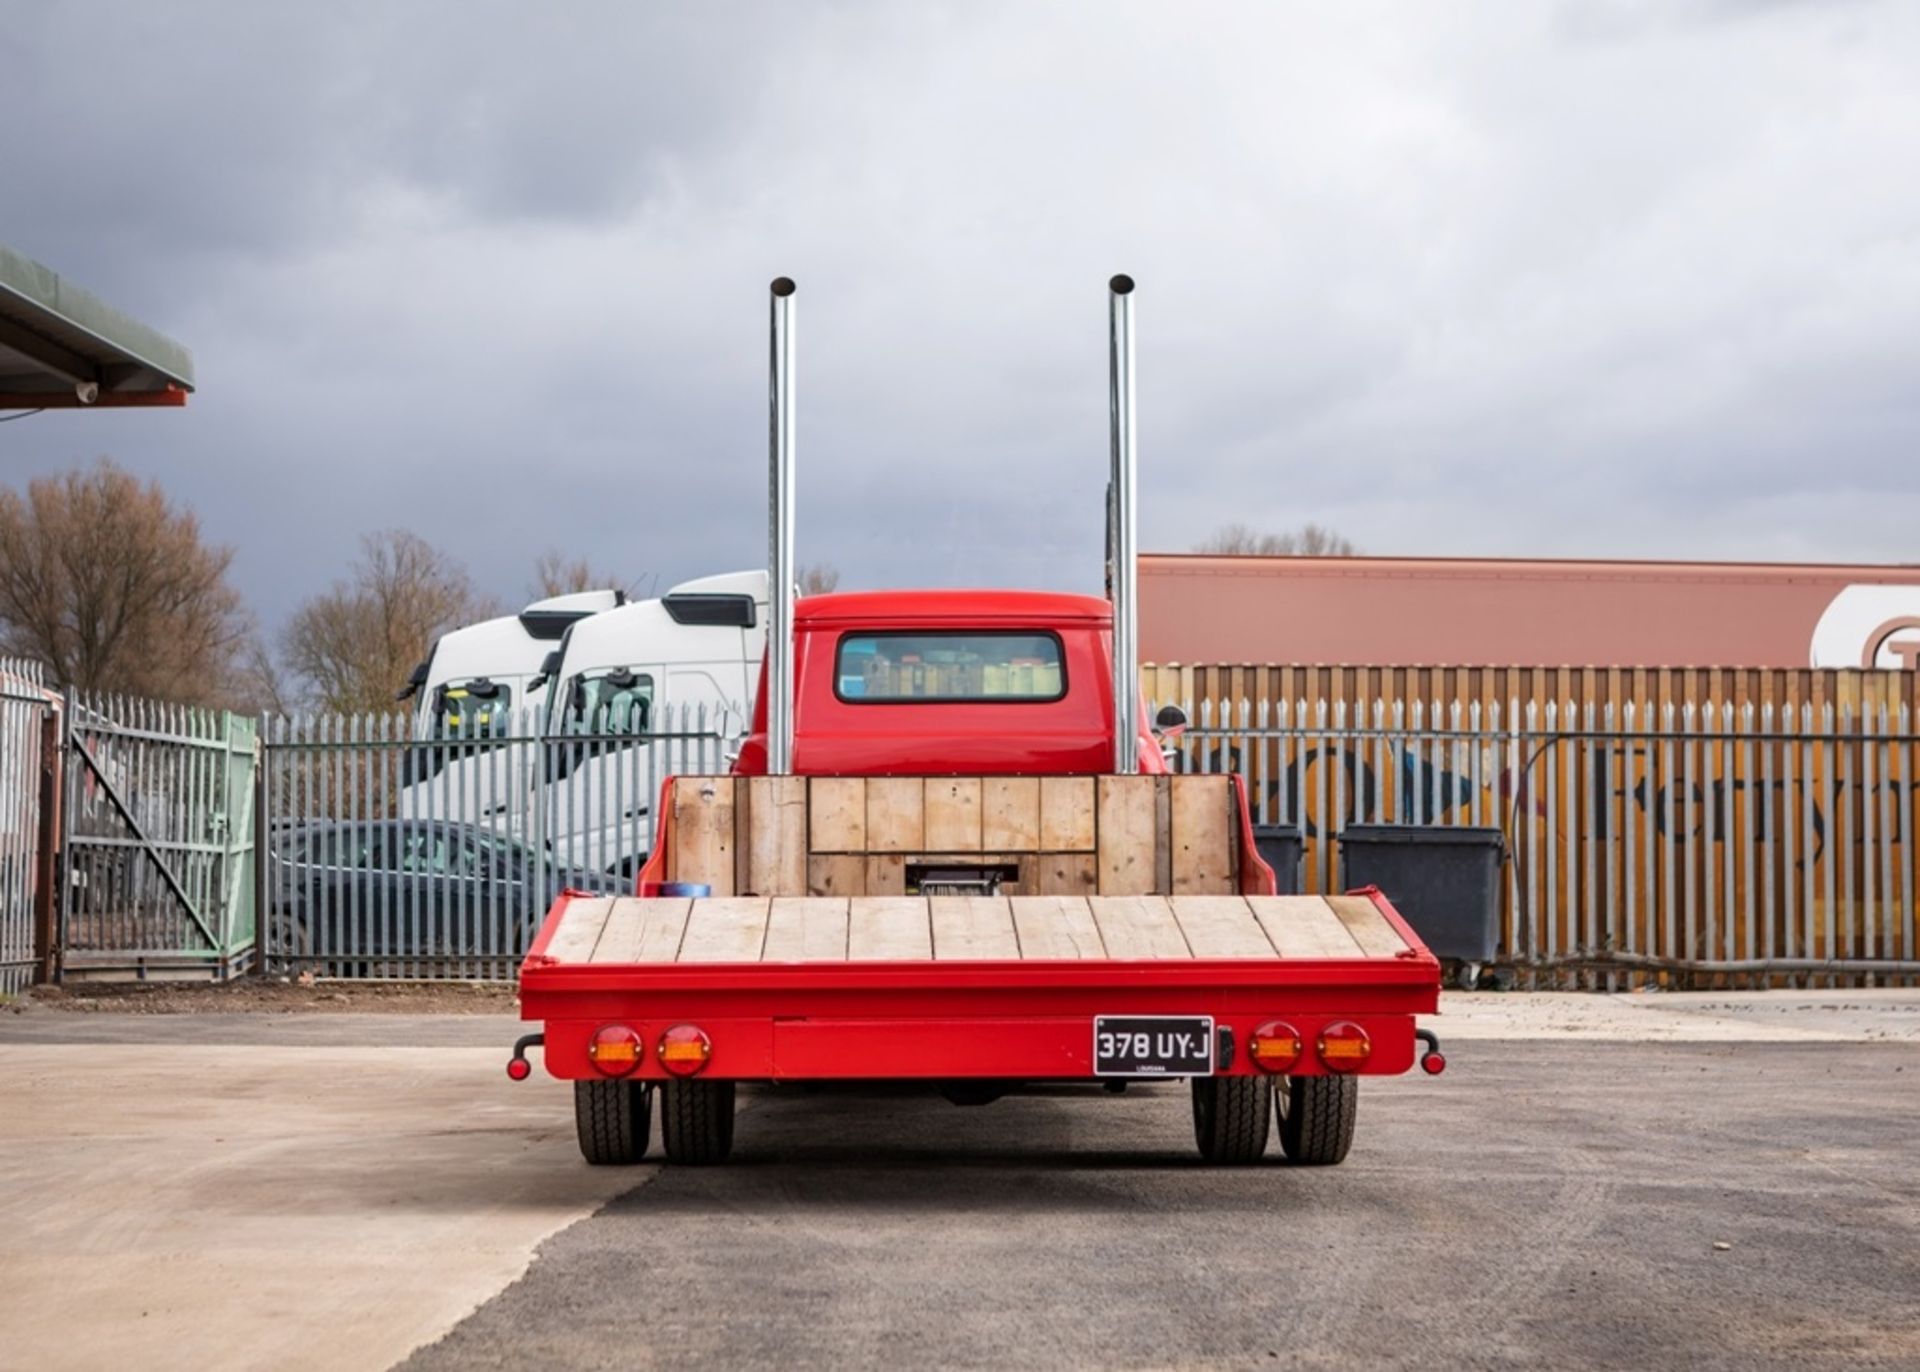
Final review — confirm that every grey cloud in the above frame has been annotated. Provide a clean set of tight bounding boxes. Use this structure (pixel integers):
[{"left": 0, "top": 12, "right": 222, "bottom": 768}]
[{"left": 3, "top": 1, "right": 1918, "bottom": 638}]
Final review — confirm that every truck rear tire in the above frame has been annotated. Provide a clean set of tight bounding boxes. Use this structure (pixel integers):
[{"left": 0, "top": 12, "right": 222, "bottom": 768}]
[
  {"left": 1191, "top": 1076, "right": 1271, "bottom": 1164},
  {"left": 660, "top": 1079, "right": 736, "bottom": 1165},
  {"left": 1276, "top": 1074, "right": 1358, "bottom": 1166},
  {"left": 574, "top": 1080, "right": 652, "bottom": 1165}
]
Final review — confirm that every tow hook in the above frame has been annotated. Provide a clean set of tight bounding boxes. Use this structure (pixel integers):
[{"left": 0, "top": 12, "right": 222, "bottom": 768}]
[
  {"left": 506, "top": 1033, "right": 544, "bottom": 1081},
  {"left": 1415, "top": 1028, "right": 1446, "bottom": 1076}
]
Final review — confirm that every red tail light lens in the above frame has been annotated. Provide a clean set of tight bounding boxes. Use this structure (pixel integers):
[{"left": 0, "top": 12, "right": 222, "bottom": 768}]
[
  {"left": 658, "top": 1024, "right": 712, "bottom": 1077},
  {"left": 1316, "top": 1021, "right": 1372, "bottom": 1072},
  {"left": 587, "top": 1024, "right": 643, "bottom": 1078},
  {"left": 1248, "top": 1021, "right": 1304, "bottom": 1074}
]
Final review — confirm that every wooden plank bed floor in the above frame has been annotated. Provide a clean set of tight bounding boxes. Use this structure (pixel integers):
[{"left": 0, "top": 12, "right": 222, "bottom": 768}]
[{"left": 540, "top": 894, "right": 1411, "bottom": 966}]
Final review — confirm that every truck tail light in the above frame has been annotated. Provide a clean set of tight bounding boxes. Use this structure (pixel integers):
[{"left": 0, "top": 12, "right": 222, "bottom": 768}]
[
  {"left": 658, "top": 1025, "right": 712, "bottom": 1077},
  {"left": 587, "top": 1024, "right": 643, "bottom": 1078},
  {"left": 1316, "top": 1021, "right": 1371, "bottom": 1072},
  {"left": 1248, "top": 1021, "right": 1303, "bottom": 1074}
]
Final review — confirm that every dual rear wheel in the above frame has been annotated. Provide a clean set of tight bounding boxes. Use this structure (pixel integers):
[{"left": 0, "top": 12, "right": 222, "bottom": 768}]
[
  {"left": 574, "top": 1079, "right": 737, "bottom": 1166},
  {"left": 1190, "top": 1074, "right": 1358, "bottom": 1166}
]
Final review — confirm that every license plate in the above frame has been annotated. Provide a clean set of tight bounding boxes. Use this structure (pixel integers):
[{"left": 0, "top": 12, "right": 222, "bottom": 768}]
[{"left": 1093, "top": 1015, "right": 1215, "bottom": 1077}]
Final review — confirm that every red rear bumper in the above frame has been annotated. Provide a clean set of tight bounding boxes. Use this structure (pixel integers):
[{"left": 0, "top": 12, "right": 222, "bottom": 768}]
[{"left": 520, "top": 947, "right": 1440, "bottom": 1083}]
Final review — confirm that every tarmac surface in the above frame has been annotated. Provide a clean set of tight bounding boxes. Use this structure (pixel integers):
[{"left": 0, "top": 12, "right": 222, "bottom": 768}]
[{"left": 3, "top": 993, "right": 1917, "bottom": 1370}]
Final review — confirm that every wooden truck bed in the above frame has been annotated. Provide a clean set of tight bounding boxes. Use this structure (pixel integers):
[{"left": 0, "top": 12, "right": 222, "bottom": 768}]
[
  {"left": 520, "top": 890, "right": 1438, "bottom": 1083},
  {"left": 533, "top": 892, "right": 1412, "bottom": 966}
]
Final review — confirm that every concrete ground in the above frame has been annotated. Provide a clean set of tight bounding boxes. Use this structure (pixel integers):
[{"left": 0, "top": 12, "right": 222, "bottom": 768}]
[
  {"left": 0, "top": 1015, "right": 637, "bottom": 1372},
  {"left": 2, "top": 992, "right": 1917, "bottom": 1371}
]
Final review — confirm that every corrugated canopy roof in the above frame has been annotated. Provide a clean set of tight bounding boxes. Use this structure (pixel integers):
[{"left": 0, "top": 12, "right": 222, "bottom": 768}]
[{"left": 0, "top": 243, "right": 193, "bottom": 410}]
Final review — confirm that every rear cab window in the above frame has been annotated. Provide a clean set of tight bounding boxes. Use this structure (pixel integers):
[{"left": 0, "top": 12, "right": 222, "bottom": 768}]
[{"left": 834, "top": 632, "right": 1066, "bottom": 703}]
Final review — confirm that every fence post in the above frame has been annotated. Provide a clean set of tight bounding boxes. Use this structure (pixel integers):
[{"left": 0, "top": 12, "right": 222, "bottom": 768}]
[
  {"left": 32, "top": 704, "right": 60, "bottom": 985},
  {"left": 218, "top": 710, "right": 235, "bottom": 970},
  {"left": 254, "top": 723, "right": 270, "bottom": 976},
  {"left": 54, "top": 685, "right": 77, "bottom": 984}
]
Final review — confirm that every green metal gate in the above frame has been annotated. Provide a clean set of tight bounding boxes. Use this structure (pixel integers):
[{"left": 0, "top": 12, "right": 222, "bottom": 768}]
[{"left": 60, "top": 693, "right": 257, "bottom": 979}]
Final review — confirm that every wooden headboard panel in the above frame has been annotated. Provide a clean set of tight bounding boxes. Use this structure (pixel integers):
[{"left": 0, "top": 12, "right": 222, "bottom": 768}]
[{"left": 663, "top": 775, "right": 1240, "bottom": 898}]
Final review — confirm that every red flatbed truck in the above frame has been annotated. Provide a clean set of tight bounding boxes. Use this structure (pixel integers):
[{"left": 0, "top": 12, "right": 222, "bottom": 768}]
[{"left": 510, "top": 277, "right": 1447, "bottom": 1166}]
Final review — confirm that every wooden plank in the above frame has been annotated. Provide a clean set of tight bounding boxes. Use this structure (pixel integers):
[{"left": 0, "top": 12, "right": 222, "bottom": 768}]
[
  {"left": 864, "top": 854, "right": 906, "bottom": 896},
  {"left": 848, "top": 896, "right": 934, "bottom": 960},
  {"left": 676, "top": 897, "right": 772, "bottom": 963},
  {"left": 924, "top": 778, "right": 983, "bottom": 851},
  {"left": 1034, "top": 853, "right": 1098, "bottom": 896},
  {"left": 669, "top": 777, "right": 735, "bottom": 894},
  {"left": 591, "top": 897, "right": 691, "bottom": 965},
  {"left": 807, "top": 854, "right": 865, "bottom": 898},
  {"left": 1039, "top": 776, "right": 1097, "bottom": 851},
  {"left": 809, "top": 777, "right": 866, "bottom": 853},
  {"left": 542, "top": 896, "right": 614, "bottom": 964},
  {"left": 1326, "top": 894, "right": 1411, "bottom": 958},
  {"left": 745, "top": 775, "right": 808, "bottom": 895},
  {"left": 762, "top": 897, "right": 849, "bottom": 962},
  {"left": 981, "top": 777, "right": 1041, "bottom": 851},
  {"left": 1247, "top": 896, "right": 1366, "bottom": 960},
  {"left": 866, "top": 777, "right": 925, "bottom": 851},
  {"left": 1169, "top": 895, "right": 1276, "bottom": 959},
  {"left": 1171, "top": 776, "right": 1233, "bottom": 894},
  {"left": 929, "top": 895, "right": 1019, "bottom": 959},
  {"left": 1010, "top": 895, "right": 1105, "bottom": 959},
  {"left": 732, "top": 775, "right": 753, "bottom": 897},
  {"left": 1096, "top": 776, "right": 1160, "bottom": 894},
  {"left": 1088, "top": 895, "right": 1192, "bottom": 959}
]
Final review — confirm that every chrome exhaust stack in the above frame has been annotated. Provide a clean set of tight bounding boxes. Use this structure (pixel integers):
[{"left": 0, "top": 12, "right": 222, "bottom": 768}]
[
  {"left": 1107, "top": 274, "right": 1139, "bottom": 775},
  {"left": 767, "top": 276, "right": 798, "bottom": 775}
]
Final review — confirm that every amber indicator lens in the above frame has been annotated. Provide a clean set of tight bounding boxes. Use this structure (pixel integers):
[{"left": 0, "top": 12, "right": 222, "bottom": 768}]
[
  {"left": 1316, "top": 1020, "right": 1372, "bottom": 1072},
  {"left": 1248, "top": 1020, "right": 1304, "bottom": 1073},
  {"left": 658, "top": 1024, "right": 713, "bottom": 1077},
  {"left": 587, "top": 1024, "right": 643, "bottom": 1078}
]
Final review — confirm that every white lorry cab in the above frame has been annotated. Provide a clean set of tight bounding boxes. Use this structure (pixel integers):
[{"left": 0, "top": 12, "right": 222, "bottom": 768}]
[
  {"left": 397, "top": 589, "right": 625, "bottom": 821},
  {"left": 400, "top": 589, "right": 628, "bottom": 740},
  {"left": 538, "top": 569, "right": 767, "bottom": 874}
]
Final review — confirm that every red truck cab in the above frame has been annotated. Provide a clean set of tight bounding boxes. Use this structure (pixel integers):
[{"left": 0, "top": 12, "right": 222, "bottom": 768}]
[{"left": 732, "top": 589, "right": 1168, "bottom": 778}]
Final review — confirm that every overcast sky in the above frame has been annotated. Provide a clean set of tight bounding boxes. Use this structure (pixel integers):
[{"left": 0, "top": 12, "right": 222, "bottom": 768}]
[{"left": 3, "top": 1, "right": 1917, "bottom": 629}]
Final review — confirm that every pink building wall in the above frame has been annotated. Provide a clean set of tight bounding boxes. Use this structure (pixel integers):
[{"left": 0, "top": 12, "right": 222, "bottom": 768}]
[{"left": 1140, "top": 555, "right": 1920, "bottom": 669}]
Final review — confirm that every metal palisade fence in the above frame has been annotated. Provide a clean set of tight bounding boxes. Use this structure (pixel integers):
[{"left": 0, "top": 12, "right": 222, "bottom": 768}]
[
  {"left": 9, "top": 670, "right": 1918, "bottom": 987},
  {"left": 1164, "top": 696, "right": 1920, "bottom": 988},
  {"left": 1, "top": 658, "right": 53, "bottom": 994},
  {"left": 259, "top": 702, "right": 734, "bottom": 979}
]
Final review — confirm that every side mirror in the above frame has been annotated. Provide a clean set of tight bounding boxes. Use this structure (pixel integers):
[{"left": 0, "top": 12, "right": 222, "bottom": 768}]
[
  {"left": 1154, "top": 704, "right": 1189, "bottom": 733},
  {"left": 395, "top": 661, "right": 429, "bottom": 702},
  {"left": 528, "top": 649, "right": 563, "bottom": 693}
]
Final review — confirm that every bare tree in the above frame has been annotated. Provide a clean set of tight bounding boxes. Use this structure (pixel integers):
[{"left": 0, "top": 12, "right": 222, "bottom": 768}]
[
  {"left": 229, "top": 636, "right": 299, "bottom": 717},
  {"left": 798, "top": 562, "right": 841, "bottom": 596},
  {"left": 280, "top": 530, "right": 494, "bottom": 713},
  {"left": 0, "top": 459, "right": 250, "bottom": 700},
  {"left": 529, "top": 550, "right": 635, "bottom": 600},
  {"left": 1195, "top": 522, "right": 1358, "bottom": 557}
]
